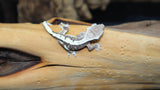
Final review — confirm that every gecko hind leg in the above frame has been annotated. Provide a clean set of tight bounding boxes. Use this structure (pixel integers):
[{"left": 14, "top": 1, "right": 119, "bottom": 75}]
[
  {"left": 59, "top": 22, "right": 69, "bottom": 35},
  {"left": 68, "top": 51, "right": 78, "bottom": 57},
  {"left": 87, "top": 43, "right": 102, "bottom": 51}
]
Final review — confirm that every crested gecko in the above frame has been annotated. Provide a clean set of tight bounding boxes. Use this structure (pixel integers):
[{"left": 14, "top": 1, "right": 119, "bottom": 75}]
[{"left": 42, "top": 21, "right": 104, "bottom": 57}]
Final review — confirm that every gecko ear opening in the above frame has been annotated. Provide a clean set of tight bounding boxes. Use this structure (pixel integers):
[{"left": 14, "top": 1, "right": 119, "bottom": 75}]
[{"left": 0, "top": 48, "right": 41, "bottom": 77}]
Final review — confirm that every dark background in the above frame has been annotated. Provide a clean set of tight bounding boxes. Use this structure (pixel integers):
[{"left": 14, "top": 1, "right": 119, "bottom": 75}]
[
  {"left": 0, "top": 0, "right": 160, "bottom": 24},
  {"left": 89, "top": 2, "right": 160, "bottom": 25}
]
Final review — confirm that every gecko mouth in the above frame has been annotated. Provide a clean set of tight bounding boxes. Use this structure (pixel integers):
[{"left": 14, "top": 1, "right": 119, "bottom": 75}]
[{"left": 0, "top": 48, "right": 41, "bottom": 76}]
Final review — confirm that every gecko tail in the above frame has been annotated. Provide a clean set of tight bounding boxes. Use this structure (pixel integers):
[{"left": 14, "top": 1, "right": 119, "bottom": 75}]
[
  {"left": 43, "top": 21, "right": 60, "bottom": 38},
  {"left": 84, "top": 24, "right": 105, "bottom": 41}
]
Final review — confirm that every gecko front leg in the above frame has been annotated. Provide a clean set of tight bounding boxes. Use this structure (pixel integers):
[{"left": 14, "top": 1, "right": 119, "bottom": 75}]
[
  {"left": 58, "top": 40, "right": 78, "bottom": 57},
  {"left": 86, "top": 43, "right": 102, "bottom": 51}
]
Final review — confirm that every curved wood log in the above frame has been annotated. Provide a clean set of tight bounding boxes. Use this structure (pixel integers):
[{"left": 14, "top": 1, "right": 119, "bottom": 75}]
[{"left": 0, "top": 18, "right": 160, "bottom": 89}]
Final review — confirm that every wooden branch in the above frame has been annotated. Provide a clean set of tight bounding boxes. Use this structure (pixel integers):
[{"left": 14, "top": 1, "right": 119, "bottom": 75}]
[{"left": 0, "top": 18, "right": 160, "bottom": 89}]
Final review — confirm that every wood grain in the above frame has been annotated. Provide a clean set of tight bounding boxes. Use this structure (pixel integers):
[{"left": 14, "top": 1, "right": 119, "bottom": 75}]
[{"left": 0, "top": 18, "right": 160, "bottom": 89}]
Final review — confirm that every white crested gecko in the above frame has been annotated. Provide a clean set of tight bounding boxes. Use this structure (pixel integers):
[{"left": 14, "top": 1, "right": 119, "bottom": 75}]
[{"left": 43, "top": 21, "right": 104, "bottom": 57}]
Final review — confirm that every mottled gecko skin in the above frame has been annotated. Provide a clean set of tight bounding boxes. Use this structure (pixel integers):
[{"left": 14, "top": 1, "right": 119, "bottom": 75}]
[{"left": 43, "top": 21, "right": 104, "bottom": 57}]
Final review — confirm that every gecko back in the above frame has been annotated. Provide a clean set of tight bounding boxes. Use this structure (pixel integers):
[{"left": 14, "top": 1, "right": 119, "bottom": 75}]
[{"left": 84, "top": 24, "right": 105, "bottom": 41}]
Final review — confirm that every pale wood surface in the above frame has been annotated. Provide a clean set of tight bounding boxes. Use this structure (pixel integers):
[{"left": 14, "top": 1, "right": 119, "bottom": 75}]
[
  {"left": 108, "top": 20, "right": 160, "bottom": 37},
  {"left": 0, "top": 20, "right": 160, "bottom": 89}
]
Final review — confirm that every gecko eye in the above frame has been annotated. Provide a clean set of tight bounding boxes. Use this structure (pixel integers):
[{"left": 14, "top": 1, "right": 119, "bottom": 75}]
[{"left": 0, "top": 48, "right": 41, "bottom": 77}]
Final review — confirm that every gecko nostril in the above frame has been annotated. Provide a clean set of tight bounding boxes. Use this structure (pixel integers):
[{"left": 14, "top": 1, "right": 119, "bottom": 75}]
[{"left": 0, "top": 48, "right": 41, "bottom": 77}]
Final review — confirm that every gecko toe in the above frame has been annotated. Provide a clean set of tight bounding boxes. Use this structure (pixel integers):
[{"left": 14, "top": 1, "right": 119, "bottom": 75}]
[
  {"left": 73, "top": 54, "right": 77, "bottom": 57},
  {"left": 96, "top": 48, "right": 101, "bottom": 51},
  {"left": 95, "top": 43, "right": 102, "bottom": 51},
  {"left": 68, "top": 53, "right": 71, "bottom": 57},
  {"left": 68, "top": 51, "right": 78, "bottom": 57}
]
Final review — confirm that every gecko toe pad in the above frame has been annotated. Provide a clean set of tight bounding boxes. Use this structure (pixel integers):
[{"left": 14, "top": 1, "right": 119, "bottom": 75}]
[
  {"left": 68, "top": 51, "right": 78, "bottom": 57},
  {"left": 95, "top": 43, "right": 102, "bottom": 51}
]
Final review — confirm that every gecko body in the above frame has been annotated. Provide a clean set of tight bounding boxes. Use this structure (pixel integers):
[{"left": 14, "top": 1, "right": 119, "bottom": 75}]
[{"left": 43, "top": 21, "right": 104, "bottom": 57}]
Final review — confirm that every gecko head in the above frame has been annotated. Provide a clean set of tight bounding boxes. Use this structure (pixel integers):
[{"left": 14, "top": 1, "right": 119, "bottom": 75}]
[
  {"left": 97, "top": 24, "right": 105, "bottom": 30},
  {"left": 90, "top": 23, "right": 105, "bottom": 29},
  {"left": 92, "top": 23, "right": 105, "bottom": 32}
]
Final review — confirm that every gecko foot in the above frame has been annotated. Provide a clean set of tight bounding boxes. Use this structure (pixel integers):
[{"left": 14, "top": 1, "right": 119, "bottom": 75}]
[
  {"left": 68, "top": 51, "right": 78, "bottom": 57},
  {"left": 94, "top": 43, "right": 102, "bottom": 51},
  {"left": 59, "top": 22, "right": 69, "bottom": 29}
]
